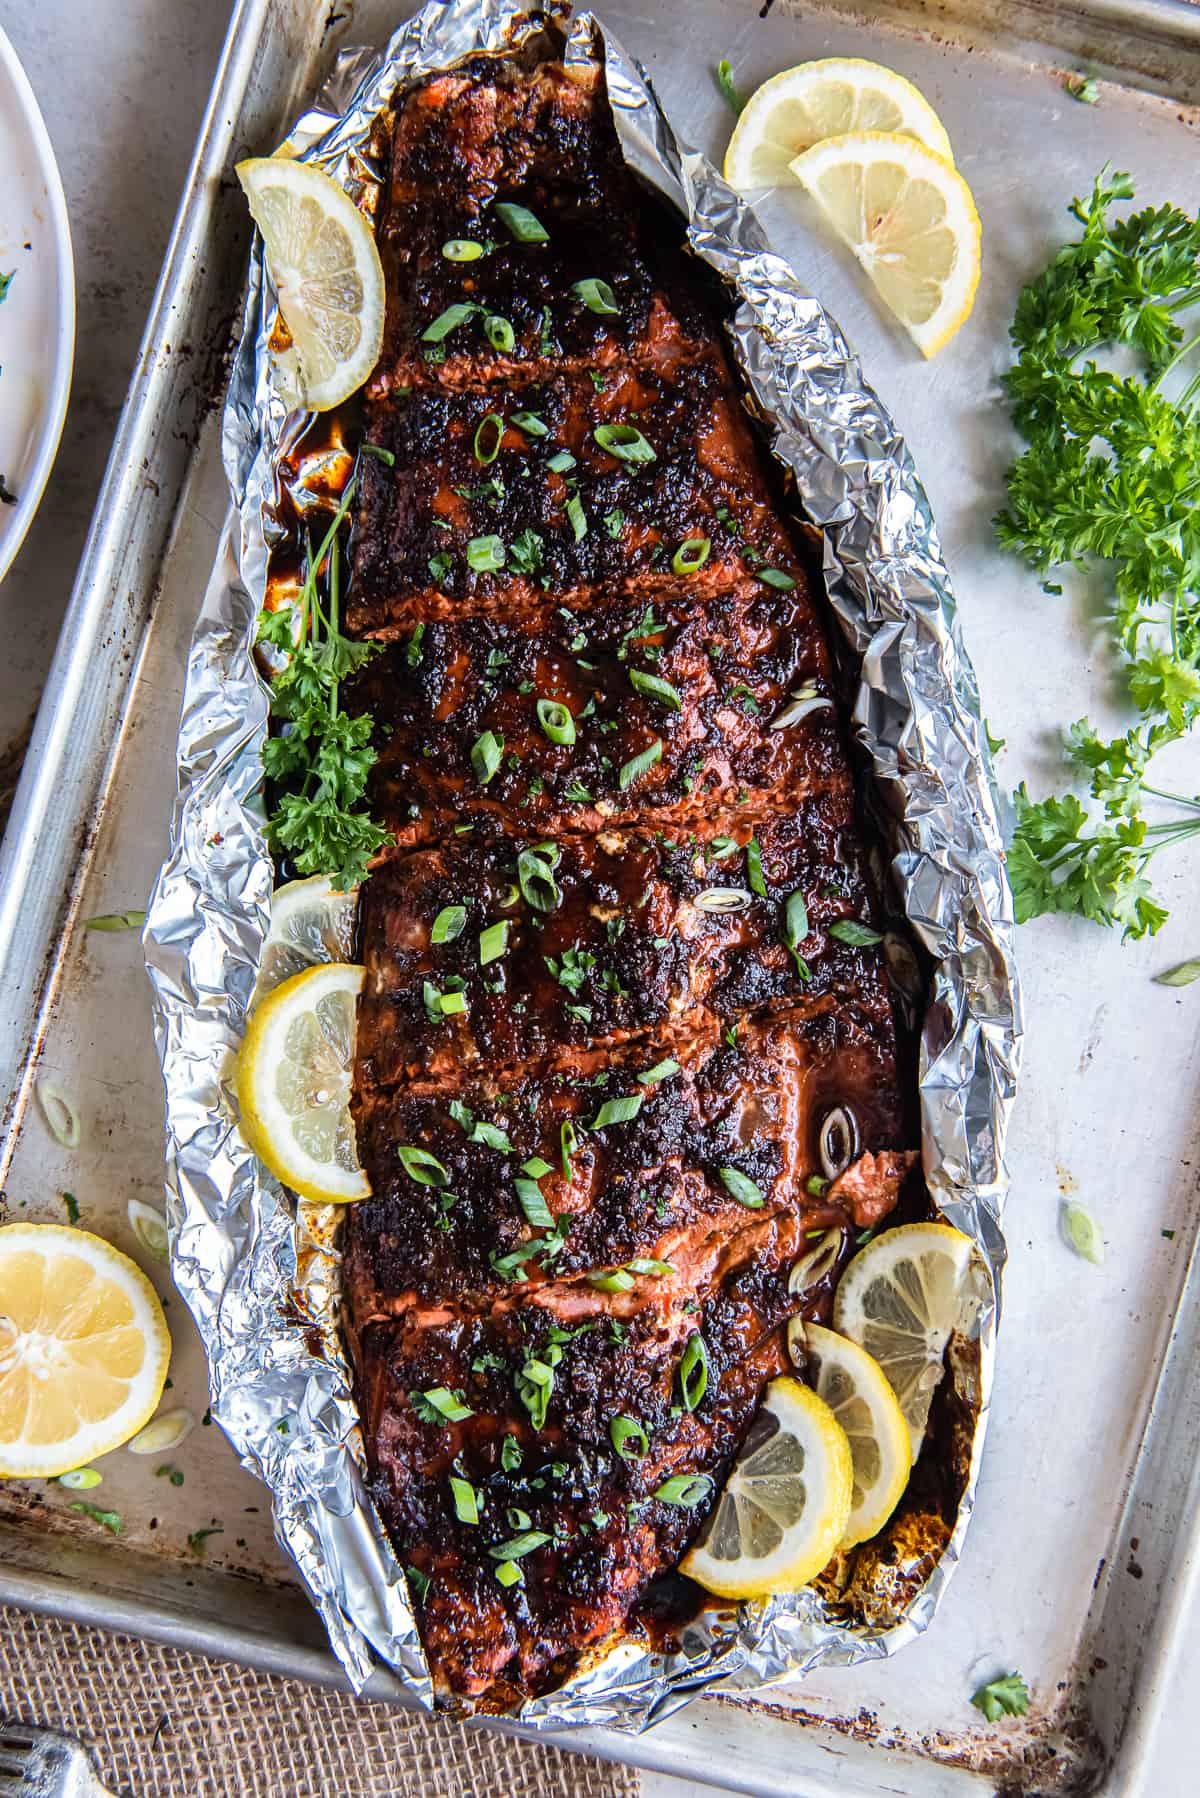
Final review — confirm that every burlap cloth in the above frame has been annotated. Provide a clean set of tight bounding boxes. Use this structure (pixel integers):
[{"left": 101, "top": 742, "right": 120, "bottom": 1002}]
[{"left": 0, "top": 1606, "right": 642, "bottom": 1797}]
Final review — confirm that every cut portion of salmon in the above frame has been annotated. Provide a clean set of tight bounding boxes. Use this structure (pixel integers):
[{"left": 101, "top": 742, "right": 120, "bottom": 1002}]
[
  {"left": 372, "top": 61, "right": 712, "bottom": 395},
  {"left": 347, "top": 1000, "right": 904, "bottom": 1320},
  {"left": 351, "top": 807, "right": 890, "bottom": 1088},
  {"left": 349, "top": 585, "right": 842, "bottom": 846},
  {"left": 348, "top": 358, "right": 801, "bottom": 634}
]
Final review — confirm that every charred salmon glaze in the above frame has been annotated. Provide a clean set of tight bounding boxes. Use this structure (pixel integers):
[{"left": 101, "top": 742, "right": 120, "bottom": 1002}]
[{"left": 339, "top": 54, "right": 917, "bottom": 1701}]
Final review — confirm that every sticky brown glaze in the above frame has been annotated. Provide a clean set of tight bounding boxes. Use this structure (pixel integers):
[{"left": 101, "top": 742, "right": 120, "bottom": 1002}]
[
  {"left": 347, "top": 585, "right": 842, "bottom": 845},
  {"left": 371, "top": 61, "right": 712, "bottom": 396},
  {"left": 355, "top": 1242, "right": 793, "bottom": 1698},
  {"left": 352, "top": 809, "right": 888, "bottom": 1086},
  {"left": 346, "top": 1003, "right": 903, "bottom": 1319},
  {"left": 348, "top": 358, "right": 799, "bottom": 634},
  {"left": 340, "top": 53, "right": 917, "bottom": 1702}
]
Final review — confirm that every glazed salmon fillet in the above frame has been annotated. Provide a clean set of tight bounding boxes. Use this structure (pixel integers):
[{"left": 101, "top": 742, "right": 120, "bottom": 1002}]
[{"left": 343, "top": 53, "right": 914, "bottom": 1701}]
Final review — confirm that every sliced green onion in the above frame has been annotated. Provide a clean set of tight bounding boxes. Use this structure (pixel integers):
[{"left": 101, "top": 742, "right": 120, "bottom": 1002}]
[
  {"left": 1062, "top": 1200, "right": 1105, "bottom": 1264},
  {"left": 421, "top": 301, "right": 480, "bottom": 342},
  {"left": 516, "top": 1177, "right": 555, "bottom": 1230},
  {"left": 654, "top": 1473, "right": 712, "bottom": 1508},
  {"left": 37, "top": 1080, "right": 79, "bottom": 1150},
  {"left": 572, "top": 277, "right": 620, "bottom": 315},
  {"left": 442, "top": 238, "right": 486, "bottom": 261},
  {"left": 495, "top": 1558, "right": 522, "bottom": 1586},
  {"left": 398, "top": 1146, "right": 450, "bottom": 1186},
  {"left": 488, "top": 1529, "right": 552, "bottom": 1559},
  {"left": 494, "top": 202, "right": 549, "bottom": 243},
  {"left": 517, "top": 842, "right": 562, "bottom": 912},
  {"left": 758, "top": 568, "right": 796, "bottom": 590},
  {"left": 58, "top": 1468, "right": 102, "bottom": 1491},
  {"left": 485, "top": 314, "right": 515, "bottom": 352},
  {"left": 784, "top": 889, "right": 811, "bottom": 977},
  {"left": 618, "top": 738, "right": 663, "bottom": 791},
  {"left": 360, "top": 442, "right": 395, "bottom": 466},
  {"left": 473, "top": 413, "right": 504, "bottom": 465},
  {"left": 720, "top": 1166, "right": 765, "bottom": 1208},
  {"left": 628, "top": 1256, "right": 674, "bottom": 1276},
  {"left": 629, "top": 669, "right": 682, "bottom": 711},
  {"left": 588, "top": 1268, "right": 636, "bottom": 1293},
  {"left": 467, "top": 533, "right": 506, "bottom": 573},
  {"left": 610, "top": 1416, "right": 649, "bottom": 1461},
  {"left": 479, "top": 920, "right": 510, "bottom": 965},
  {"left": 592, "top": 1094, "right": 643, "bottom": 1129},
  {"left": 127, "top": 1198, "right": 169, "bottom": 1262},
  {"left": 84, "top": 909, "right": 146, "bottom": 932},
  {"left": 127, "top": 1407, "right": 195, "bottom": 1456},
  {"left": 516, "top": 1355, "right": 555, "bottom": 1428},
  {"left": 546, "top": 449, "right": 577, "bottom": 474},
  {"left": 420, "top": 1387, "right": 475, "bottom": 1423},
  {"left": 678, "top": 1335, "right": 709, "bottom": 1412},
  {"left": 511, "top": 410, "right": 548, "bottom": 437},
  {"left": 522, "top": 1157, "right": 553, "bottom": 1178},
  {"left": 438, "top": 990, "right": 468, "bottom": 1016},
  {"left": 604, "top": 506, "right": 624, "bottom": 538},
  {"left": 501, "top": 1436, "right": 523, "bottom": 1471},
  {"left": 829, "top": 918, "right": 883, "bottom": 947},
  {"left": 638, "top": 1058, "right": 680, "bottom": 1086},
  {"left": 471, "top": 1121, "right": 513, "bottom": 1152},
  {"left": 593, "top": 424, "right": 656, "bottom": 464},
  {"left": 565, "top": 493, "right": 588, "bottom": 541},
  {"left": 471, "top": 730, "right": 504, "bottom": 784},
  {"left": 406, "top": 1563, "right": 432, "bottom": 1602},
  {"left": 695, "top": 886, "right": 752, "bottom": 913},
  {"left": 716, "top": 59, "right": 744, "bottom": 116},
  {"left": 747, "top": 836, "right": 766, "bottom": 897},
  {"left": 560, "top": 1119, "right": 579, "bottom": 1178},
  {"left": 431, "top": 905, "right": 466, "bottom": 944},
  {"left": 671, "top": 537, "right": 711, "bottom": 575},
  {"left": 450, "top": 1476, "right": 479, "bottom": 1524},
  {"left": 536, "top": 698, "right": 576, "bottom": 745}
]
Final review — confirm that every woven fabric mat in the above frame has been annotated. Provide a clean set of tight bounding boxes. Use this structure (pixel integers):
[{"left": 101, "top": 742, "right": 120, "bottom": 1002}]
[{"left": 0, "top": 1607, "right": 641, "bottom": 1798}]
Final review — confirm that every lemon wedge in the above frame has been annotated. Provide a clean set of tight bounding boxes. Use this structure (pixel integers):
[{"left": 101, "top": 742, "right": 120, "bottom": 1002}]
[
  {"left": 236, "top": 157, "right": 385, "bottom": 411},
  {"left": 253, "top": 875, "right": 359, "bottom": 1005},
  {"left": 0, "top": 1224, "right": 171, "bottom": 1479},
  {"left": 235, "top": 962, "right": 370, "bottom": 1203},
  {"left": 723, "top": 59, "right": 953, "bottom": 190},
  {"left": 788, "top": 1320, "right": 911, "bottom": 1548},
  {"left": 680, "top": 1376, "right": 852, "bottom": 1599},
  {"left": 832, "top": 1221, "right": 980, "bottom": 1461},
  {"left": 788, "top": 132, "right": 981, "bottom": 356}
]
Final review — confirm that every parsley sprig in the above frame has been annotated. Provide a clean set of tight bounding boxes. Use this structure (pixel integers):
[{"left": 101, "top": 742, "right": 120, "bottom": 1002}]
[
  {"left": 996, "top": 169, "right": 1200, "bottom": 937},
  {"left": 256, "top": 475, "right": 389, "bottom": 886}
]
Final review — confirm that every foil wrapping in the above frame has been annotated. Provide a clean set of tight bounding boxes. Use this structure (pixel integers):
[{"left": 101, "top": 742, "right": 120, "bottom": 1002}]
[{"left": 143, "top": 0, "right": 1023, "bottom": 1733}]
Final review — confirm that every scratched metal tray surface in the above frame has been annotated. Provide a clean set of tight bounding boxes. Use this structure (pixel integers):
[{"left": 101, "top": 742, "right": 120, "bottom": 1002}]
[{"left": 1, "top": 1, "right": 1199, "bottom": 1793}]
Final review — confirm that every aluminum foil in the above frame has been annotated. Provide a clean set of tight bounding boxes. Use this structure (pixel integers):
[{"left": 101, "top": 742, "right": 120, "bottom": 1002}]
[{"left": 143, "top": 0, "right": 1023, "bottom": 1733}]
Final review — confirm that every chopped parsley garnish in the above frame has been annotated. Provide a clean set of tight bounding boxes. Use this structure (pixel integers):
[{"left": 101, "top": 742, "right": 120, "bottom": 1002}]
[
  {"left": 509, "top": 527, "right": 544, "bottom": 574},
  {"left": 603, "top": 507, "right": 624, "bottom": 538},
  {"left": 70, "top": 1502, "right": 122, "bottom": 1535},
  {"left": 970, "top": 1672, "right": 1031, "bottom": 1721}
]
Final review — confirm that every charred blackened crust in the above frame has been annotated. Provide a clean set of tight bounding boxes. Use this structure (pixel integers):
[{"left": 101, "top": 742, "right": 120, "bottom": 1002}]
[{"left": 338, "top": 48, "right": 920, "bottom": 1702}]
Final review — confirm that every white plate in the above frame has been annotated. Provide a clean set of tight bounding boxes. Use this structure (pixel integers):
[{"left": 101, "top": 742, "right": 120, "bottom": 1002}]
[{"left": 0, "top": 25, "right": 74, "bottom": 584}]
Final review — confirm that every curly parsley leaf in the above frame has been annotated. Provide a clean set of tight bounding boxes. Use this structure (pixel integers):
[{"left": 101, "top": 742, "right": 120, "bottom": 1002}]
[{"left": 970, "top": 1672, "right": 1030, "bottom": 1722}]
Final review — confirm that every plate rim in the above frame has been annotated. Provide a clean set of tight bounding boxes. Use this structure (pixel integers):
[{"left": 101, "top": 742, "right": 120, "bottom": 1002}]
[{"left": 0, "top": 23, "right": 76, "bottom": 585}]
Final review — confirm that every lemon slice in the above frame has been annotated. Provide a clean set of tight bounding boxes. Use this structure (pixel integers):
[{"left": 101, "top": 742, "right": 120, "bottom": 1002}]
[
  {"left": 680, "top": 1376, "right": 852, "bottom": 1599},
  {"left": 234, "top": 962, "right": 370, "bottom": 1203},
  {"left": 788, "top": 132, "right": 980, "bottom": 357},
  {"left": 833, "top": 1222, "right": 979, "bottom": 1461},
  {"left": 723, "top": 59, "right": 953, "bottom": 190},
  {"left": 253, "top": 875, "right": 359, "bottom": 1005},
  {"left": 236, "top": 157, "right": 385, "bottom": 411},
  {"left": 0, "top": 1224, "right": 171, "bottom": 1479},
  {"left": 788, "top": 1321, "right": 911, "bottom": 1549}
]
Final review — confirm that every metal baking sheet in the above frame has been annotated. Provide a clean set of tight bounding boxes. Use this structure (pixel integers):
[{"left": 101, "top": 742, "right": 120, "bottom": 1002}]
[{"left": 1, "top": 1, "right": 1199, "bottom": 1792}]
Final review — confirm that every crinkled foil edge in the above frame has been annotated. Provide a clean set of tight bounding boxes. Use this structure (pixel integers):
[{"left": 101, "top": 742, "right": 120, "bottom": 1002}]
[{"left": 143, "top": 0, "right": 1023, "bottom": 1734}]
